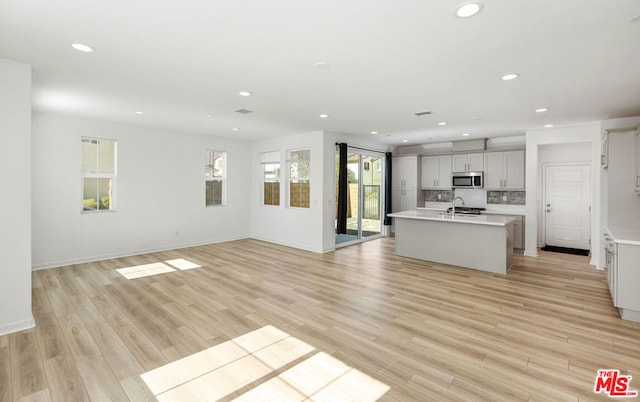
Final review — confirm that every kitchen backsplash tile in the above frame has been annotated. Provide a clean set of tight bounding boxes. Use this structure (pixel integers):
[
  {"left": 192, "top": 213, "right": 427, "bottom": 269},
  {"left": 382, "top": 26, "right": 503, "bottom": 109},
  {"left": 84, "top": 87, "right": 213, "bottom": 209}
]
[
  {"left": 487, "top": 191, "right": 526, "bottom": 205},
  {"left": 424, "top": 190, "right": 454, "bottom": 202}
]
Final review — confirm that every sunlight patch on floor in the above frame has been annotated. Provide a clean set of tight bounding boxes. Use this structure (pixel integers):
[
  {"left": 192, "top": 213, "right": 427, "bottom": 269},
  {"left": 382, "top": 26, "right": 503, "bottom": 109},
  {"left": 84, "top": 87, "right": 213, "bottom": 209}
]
[
  {"left": 140, "top": 325, "right": 389, "bottom": 401},
  {"left": 116, "top": 258, "right": 202, "bottom": 279}
]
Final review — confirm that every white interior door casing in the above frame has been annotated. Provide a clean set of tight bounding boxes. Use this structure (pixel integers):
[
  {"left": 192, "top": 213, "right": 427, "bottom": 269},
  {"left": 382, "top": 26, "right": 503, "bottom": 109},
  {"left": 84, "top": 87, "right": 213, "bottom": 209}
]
[{"left": 544, "top": 165, "right": 591, "bottom": 250}]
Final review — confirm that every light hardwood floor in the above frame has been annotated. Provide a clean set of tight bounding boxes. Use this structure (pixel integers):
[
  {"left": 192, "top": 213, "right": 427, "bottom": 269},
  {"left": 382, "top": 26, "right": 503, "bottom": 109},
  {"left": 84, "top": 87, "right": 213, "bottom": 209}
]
[{"left": 2, "top": 238, "right": 639, "bottom": 401}]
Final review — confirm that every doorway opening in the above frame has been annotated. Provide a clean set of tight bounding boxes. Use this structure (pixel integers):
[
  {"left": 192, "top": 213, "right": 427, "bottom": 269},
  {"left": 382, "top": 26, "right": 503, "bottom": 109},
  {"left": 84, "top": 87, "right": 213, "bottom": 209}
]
[{"left": 335, "top": 150, "right": 383, "bottom": 246}]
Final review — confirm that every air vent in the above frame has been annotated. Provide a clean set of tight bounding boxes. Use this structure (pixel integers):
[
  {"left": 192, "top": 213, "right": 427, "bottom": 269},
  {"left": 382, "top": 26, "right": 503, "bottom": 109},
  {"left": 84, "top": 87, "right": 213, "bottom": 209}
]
[
  {"left": 235, "top": 109, "right": 253, "bottom": 114},
  {"left": 414, "top": 111, "right": 433, "bottom": 117}
]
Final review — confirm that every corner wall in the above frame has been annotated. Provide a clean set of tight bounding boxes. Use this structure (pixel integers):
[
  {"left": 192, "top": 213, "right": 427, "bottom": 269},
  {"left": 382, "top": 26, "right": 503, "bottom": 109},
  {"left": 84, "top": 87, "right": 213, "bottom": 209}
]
[
  {"left": 250, "top": 131, "right": 326, "bottom": 252},
  {"left": 32, "top": 113, "right": 251, "bottom": 269},
  {"left": 0, "top": 59, "right": 34, "bottom": 335}
]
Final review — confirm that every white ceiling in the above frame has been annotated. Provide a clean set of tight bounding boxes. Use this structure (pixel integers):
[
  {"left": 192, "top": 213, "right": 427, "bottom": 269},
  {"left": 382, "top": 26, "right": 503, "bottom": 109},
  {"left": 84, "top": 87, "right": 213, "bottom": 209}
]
[{"left": 1, "top": 0, "right": 639, "bottom": 146}]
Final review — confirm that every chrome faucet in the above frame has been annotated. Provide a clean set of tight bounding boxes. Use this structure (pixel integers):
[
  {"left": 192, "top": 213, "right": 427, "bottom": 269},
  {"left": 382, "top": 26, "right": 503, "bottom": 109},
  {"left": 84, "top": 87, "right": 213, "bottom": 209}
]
[{"left": 452, "top": 196, "right": 465, "bottom": 217}]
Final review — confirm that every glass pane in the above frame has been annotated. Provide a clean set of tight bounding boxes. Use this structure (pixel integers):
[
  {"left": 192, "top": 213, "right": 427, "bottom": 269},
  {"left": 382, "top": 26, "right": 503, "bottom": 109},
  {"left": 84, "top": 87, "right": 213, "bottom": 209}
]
[
  {"left": 97, "top": 139, "right": 115, "bottom": 174},
  {"left": 263, "top": 182, "right": 280, "bottom": 206},
  {"left": 206, "top": 150, "right": 225, "bottom": 179},
  {"left": 81, "top": 138, "right": 98, "bottom": 173},
  {"left": 290, "top": 149, "right": 310, "bottom": 161},
  {"left": 205, "top": 180, "right": 223, "bottom": 206},
  {"left": 290, "top": 181, "right": 310, "bottom": 208},
  {"left": 362, "top": 155, "right": 381, "bottom": 238},
  {"left": 82, "top": 138, "right": 116, "bottom": 174},
  {"left": 83, "top": 178, "right": 113, "bottom": 211},
  {"left": 263, "top": 163, "right": 280, "bottom": 180},
  {"left": 290, "top": 161, "right": 310, "bottom": 180}
]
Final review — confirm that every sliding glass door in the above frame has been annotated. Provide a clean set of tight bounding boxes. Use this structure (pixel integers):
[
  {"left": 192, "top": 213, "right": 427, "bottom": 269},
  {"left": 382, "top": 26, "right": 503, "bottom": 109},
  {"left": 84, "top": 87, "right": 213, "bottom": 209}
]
[{"left": 335, "top": 149, "right": 383, "bottom": 245}]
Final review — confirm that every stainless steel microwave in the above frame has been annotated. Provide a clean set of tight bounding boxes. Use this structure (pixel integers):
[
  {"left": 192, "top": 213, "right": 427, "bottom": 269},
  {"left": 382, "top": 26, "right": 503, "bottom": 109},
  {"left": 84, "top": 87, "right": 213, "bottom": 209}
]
[{"left": 452, "top": 171, "right": 483, "bottom": 189}]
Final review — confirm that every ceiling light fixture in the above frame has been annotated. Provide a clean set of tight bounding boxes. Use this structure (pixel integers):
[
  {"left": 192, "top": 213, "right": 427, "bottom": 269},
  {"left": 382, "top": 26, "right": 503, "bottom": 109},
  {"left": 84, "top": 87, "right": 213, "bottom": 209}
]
[
  {"left": 629, "top": 15, "right": 640, "bottom": 23},
  {"left": 319, "top": 114, "right": 329, "bottom": 118},
  {"left": 71, "top": 43, "right": 94, "bottom": 52},
  {"left": 456, "top": 2, "right": 483, "bottom": 18},
  {"left": 536, "top": 108, "right": 548, "bottom": 113},
  {"left": 232, "top": 127, "right": 239, "bottom": 131},
  {"left": 134, "top": 111, "right": 144, "bottom": 115},
  {"left": 501, "top": 73, "right": 520, "bottom": 81},
  {"left": 371, "top": 131, "right": 378, "bottom": 135},
  {"left": 462, "top": 133, "right": 470, "bottom": 137},
  {"left": 315, "top": 62, "right": 330, "bottom": 69},
  {"left": 438, "top": 122, "right": 447, "bottom": 126},
  {"left": 544, "top": 124, "right": 554, "bottom": 128},
  {"left": 206, "top": 114, "right": 213, "bottom": 118},
  {"left": 238, "top": 91, "right": 251, "bottom": 97},
  {"left": 402, "top": 139, "right": 409, "bottom": 143}
]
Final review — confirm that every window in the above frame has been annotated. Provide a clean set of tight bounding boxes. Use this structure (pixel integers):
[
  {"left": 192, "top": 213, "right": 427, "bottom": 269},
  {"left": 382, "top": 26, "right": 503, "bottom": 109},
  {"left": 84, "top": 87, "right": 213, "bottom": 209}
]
[
  {"left": 261, "top": 151, "right": 280, "bottom": 206},
  {"left": 205, "top": 150, "right": 226, "bottom": 206},
  {"left": 81, "top": 137, "right": 117, "bottom": 212},
  {"left": 287, "top": 148, "right": 310, "bottom": 208}
]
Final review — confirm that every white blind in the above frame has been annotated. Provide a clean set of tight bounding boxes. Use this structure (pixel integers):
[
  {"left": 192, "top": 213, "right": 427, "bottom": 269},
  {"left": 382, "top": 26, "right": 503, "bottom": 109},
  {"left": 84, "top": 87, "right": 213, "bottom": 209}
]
[{"left": 260, "top": 151, "right": 280, "bottom": 164}]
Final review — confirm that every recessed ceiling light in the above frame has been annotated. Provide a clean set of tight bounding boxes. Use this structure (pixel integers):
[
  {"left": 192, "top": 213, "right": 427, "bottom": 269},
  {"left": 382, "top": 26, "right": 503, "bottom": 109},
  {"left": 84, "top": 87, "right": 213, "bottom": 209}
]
[
  {"left": 319, "top": 114, "right": 329, "bottom": 118},
  {"left": 544, "top": 124, "right": 554, "bottom": 128},
  {"left": 462, "top": 133, "right": 470, "bottom": 137},
  {"left": 456, "top": 2, "right": 483, "bottom": 18},
  {"left": 536, "top": 108, "right": 548, "bottom": 113},
  {"left": 232, "top": 127, "right": 239, "bottom": 131},
  {"left": 501, "top": 73, "right": 519, "bottom": 81},
  {"left": 438, "top": 122, "right": 447, "bottom": 126},
  {"left": 134, "top": 111, "right": 144, "bottom": 115},
  {"left": 238, "top": 91, "right": 251, "bottom": 97},
  {"left": 402, "top": 139, "right": 409, "bottom": 143},
  {"left": 473, "top": 117, "right": 483, "bottom": 120},
  {"left": 315, "top": 62, "right": 330, "bottom": 69},
  {"left": 629, "top": 15, "right": 640, "bottom": 23},
  {"left": 206, "top": 114, "right": 213, "bottom": 117},
  {"left": 71, "top": 43, "right": 94, "bottom": 52},
  {"left": 371, "top": 131, "right": 378, "bottom": 135}
]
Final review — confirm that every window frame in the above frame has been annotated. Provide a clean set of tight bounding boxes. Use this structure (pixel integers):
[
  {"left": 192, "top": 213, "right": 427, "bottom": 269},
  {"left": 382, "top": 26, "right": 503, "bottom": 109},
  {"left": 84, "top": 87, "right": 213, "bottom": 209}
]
[
  {"left": 205, "top": 149, "right": 227, "bottom": 207},
  {"left": 81, "top": 136, "right": 117, "bottom": 214},
  {"left": 260, "top": 151, "right": 281, "bottom": 207},
  {"left": 287, "top": 148, "right": 311, "bottom": 209}
]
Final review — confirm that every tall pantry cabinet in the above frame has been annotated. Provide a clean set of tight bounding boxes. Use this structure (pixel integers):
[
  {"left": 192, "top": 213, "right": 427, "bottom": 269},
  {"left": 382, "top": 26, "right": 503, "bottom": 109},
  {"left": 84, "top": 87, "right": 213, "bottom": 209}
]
[{"left": 392, "top": 155, "right": 422, "bottom": 212}]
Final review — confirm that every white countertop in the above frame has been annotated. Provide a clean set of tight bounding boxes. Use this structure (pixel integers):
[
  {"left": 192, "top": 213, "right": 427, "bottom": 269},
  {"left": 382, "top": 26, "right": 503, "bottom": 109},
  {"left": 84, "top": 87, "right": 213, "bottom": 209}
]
[
  {"left": 607, "top": 226, "right": 640, "bottom": 246},
  {"left": 390, "top": 210, "right": 516, "bottom": 226},
  {"left": 421, "top": 202, "right": 525, "bottom": 216}
]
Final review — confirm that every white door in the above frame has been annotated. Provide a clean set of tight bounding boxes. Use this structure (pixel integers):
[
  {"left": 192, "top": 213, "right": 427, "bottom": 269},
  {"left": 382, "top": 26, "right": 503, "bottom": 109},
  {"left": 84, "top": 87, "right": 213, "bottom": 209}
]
[{"left": 544, "top": 165, "right": 591, "bottom": 250}]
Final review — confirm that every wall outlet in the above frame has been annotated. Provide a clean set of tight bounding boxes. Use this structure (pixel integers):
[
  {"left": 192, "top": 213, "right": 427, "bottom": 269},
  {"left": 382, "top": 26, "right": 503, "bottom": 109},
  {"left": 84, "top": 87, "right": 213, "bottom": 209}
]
[{"left": 502, "top": 195, "right": 508, "bottom": 201}]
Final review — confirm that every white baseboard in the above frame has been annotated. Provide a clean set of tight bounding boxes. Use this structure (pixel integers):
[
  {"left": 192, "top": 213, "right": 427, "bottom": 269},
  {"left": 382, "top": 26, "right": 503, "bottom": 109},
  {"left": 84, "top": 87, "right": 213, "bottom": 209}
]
[
  {"left": 0, "top": 316, "right": 35, "bottom": 336},
  {"left": 249, "top": 236, "right": 324, "bottom": 254},
  {"left": 523, "top": 249, "right": 539, "bottom": 257},
  {"left": 32, "top": 235, "right": 250, "bottom": 270}
]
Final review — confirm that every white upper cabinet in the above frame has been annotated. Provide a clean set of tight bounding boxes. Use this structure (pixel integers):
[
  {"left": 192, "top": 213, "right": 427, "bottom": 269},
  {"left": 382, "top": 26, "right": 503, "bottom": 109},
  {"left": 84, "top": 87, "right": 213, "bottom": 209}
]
[
  {"left": 392, "top": 155, "right": 419, "bottom": 190},
  {"left": 484, "top": 150, "right": 525, "bottom": 190},
  {"left": 635, "top": 131, "right": 640, "bottom": 192},
  {"left": 452, "top": 153, "right": 484, "bottom": 172},
  {"left": 421, "top": 155, "right": 452, "bottom": 189}
]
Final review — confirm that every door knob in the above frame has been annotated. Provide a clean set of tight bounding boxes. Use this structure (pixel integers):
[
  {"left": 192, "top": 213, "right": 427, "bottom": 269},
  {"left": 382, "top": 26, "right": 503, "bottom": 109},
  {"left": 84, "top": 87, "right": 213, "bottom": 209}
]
[{"left": 546, "top": 208, "right": 552, "bottom": 213}]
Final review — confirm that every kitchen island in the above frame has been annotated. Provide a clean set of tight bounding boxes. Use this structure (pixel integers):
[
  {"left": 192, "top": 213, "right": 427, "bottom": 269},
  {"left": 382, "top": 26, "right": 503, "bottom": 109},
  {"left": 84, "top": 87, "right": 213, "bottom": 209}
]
[{"left": 389, "top": 210, "right": 515, "bottom": 274}]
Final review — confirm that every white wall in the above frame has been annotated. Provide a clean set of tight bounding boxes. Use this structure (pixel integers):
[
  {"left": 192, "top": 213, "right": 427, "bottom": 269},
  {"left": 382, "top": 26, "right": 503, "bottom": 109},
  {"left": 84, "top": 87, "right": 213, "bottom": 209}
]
[
  {"left": 0, "top": 59, "right": 34, "bottom": 335},
  {"left": 32, "top": 113, "right": 251, "bottom": 269},
  {"left": 537, "top": 142, "right": 592, "bottom": 245},
  {"left": 250, "top": 131, "right": 326, "bottom": 252},
  {"left": 525, "top": 123, "right": 601, "bottom": 267}
]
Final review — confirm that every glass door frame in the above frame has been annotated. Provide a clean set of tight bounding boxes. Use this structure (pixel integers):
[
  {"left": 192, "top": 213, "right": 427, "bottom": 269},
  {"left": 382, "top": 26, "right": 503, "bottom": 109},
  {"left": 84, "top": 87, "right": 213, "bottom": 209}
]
[{"left": 335, "top": 147, "right": 385, "bottom": 247}]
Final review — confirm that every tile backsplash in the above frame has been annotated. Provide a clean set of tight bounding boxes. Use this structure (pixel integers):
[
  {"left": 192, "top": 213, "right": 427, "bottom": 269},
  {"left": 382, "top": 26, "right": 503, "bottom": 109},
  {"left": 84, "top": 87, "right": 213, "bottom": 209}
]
[
  {"left": 423, "top": 190, "right": 526, "bottom": 205},
  {"left": 424, "top": 190, "right": 454, "bottom": 202},
  {"left": 487, "top": 191, "right": 526, "bottom": 205}
]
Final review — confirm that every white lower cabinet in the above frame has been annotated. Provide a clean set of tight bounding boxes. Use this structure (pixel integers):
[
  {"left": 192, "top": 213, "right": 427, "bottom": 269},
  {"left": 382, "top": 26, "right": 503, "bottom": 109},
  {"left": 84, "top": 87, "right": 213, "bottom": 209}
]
[{"left": 605, "top": 231, "right": 640, "bottom": 322}]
